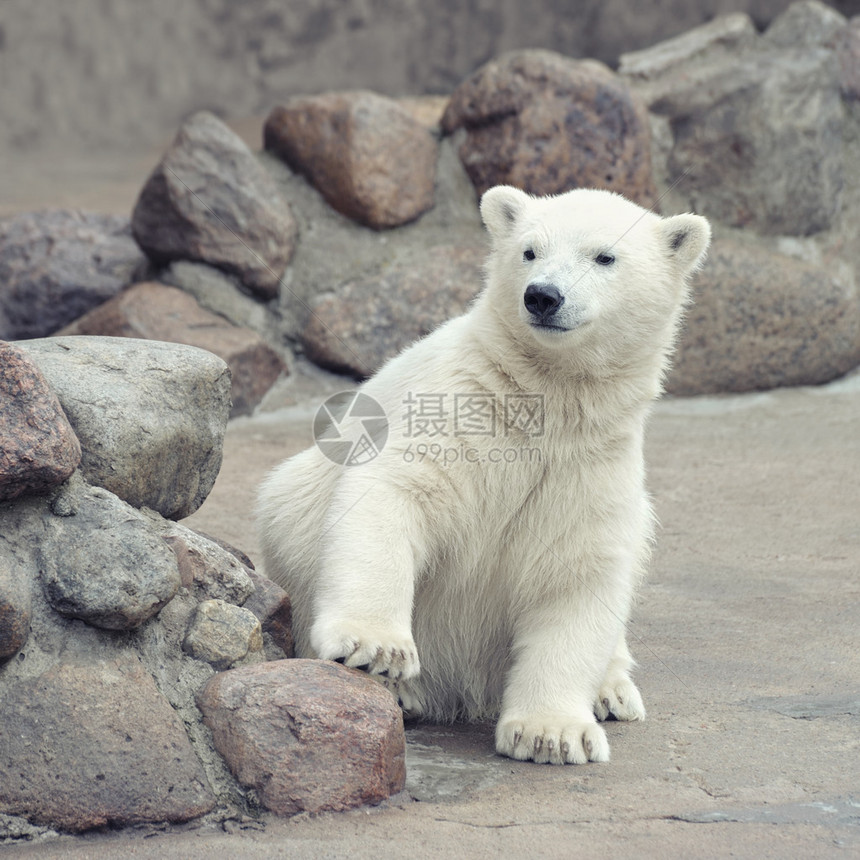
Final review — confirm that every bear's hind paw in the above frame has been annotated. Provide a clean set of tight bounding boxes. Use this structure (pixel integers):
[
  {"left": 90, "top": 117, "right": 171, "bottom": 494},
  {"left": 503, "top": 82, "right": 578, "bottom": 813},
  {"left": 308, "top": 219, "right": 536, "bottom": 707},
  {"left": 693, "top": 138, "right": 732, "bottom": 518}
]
[
  {"left": 376, "top": 676, "right": 425, "bottom": 717},
  {"left": 594, "top": 675, "right": 646, "bottom": 722}
]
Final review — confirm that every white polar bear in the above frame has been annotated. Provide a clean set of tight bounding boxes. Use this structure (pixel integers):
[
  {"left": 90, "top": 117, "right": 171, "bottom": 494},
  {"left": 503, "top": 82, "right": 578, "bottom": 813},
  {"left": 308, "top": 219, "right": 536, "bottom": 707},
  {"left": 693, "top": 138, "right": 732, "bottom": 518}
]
[{"left": 257, "top": 186, "right": 710, "bottom": 765}]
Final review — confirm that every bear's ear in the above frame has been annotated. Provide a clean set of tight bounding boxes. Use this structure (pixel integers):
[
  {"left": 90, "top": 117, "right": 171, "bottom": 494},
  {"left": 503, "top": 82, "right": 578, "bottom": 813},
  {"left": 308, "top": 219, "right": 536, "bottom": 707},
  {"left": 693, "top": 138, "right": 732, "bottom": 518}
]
[
  {"left": 480, "top": 186, "right": 531, "bottom": 238},
  {"left": 658, "top": 213, "right": 712, "bottom": 274}
]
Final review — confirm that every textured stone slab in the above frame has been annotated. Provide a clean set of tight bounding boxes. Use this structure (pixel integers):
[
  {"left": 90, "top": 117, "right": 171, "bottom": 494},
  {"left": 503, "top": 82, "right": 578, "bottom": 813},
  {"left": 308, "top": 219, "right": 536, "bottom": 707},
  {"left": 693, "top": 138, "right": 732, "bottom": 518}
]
[
  {"left": 0, "top": 210, "right": 146, "bottom": 340},
  {"left": 132, "top": 111, "right": 297, "bottom": 300},
  {"left": 0, "top": 658, "right": 215, "bottom": 832},
  {"left": 0, "top": 341, "right": 80, "bottom": 503},
  {"left": 629, "top": 8, "right": 845, "bottom": 236},
  {"left": 60, "top": 281, "right": 287, "bottom": 417},
  {"left": 264, "top": 90, "right": 439, "bottom": 229},
  {"left": 16, "top": 336, "right": 231, "bottom": 519},
  {"left": 441, "top": 50, "right": 656, "bottom": 206},
  {"left": 198, "top": 659, "right": 405, "bottom": 816}
]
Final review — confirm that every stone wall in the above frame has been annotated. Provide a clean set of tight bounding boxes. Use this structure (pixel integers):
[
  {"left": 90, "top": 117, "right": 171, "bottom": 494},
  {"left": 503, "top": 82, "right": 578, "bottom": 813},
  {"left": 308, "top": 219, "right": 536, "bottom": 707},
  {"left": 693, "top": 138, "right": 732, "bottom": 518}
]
[
  {"left": 0, "top": 337, "right": 405, "bottom": 837},
  {"left": 2, "top": 0, "right": 857, "bottom": 154}
]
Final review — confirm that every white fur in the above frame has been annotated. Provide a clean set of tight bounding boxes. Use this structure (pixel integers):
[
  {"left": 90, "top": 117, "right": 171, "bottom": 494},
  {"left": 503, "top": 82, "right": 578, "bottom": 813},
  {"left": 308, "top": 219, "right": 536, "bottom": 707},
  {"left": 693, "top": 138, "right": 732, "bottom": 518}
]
[{"left": 257, "top": 186, "right": 710, "bottom": 765}]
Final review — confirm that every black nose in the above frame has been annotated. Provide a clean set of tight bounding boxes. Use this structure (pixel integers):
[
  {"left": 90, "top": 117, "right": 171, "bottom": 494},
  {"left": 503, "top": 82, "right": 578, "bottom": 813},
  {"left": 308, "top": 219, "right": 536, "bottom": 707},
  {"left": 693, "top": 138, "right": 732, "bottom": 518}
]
[{"left": 524, "top": 283, "right": 564, "bottom": 318}]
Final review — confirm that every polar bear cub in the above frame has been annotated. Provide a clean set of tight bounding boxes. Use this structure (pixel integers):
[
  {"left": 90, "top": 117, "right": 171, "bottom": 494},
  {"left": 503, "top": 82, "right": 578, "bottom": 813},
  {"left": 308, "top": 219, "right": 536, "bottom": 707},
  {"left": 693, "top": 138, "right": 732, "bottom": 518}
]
[{"left": 257, "top": 186, "right": 710, "bottom": 764}]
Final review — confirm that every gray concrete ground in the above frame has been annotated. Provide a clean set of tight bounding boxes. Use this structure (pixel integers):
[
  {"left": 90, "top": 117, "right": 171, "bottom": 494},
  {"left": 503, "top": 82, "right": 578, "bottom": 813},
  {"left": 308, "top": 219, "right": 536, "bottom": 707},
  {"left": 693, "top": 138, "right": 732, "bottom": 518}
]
[{"left": 7, "top": 366, "right": 859, "bottom": 859}]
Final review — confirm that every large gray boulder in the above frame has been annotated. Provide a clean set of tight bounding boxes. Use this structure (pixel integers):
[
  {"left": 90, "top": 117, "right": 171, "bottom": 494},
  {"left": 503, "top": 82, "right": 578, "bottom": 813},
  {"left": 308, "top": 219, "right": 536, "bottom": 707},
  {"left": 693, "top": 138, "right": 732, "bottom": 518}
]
[
  {"left": 15, "top": 337, "right": 231, "bottom": 520},
  {"left": 621, "top": 5, "right": 846, "bottom": 236}
]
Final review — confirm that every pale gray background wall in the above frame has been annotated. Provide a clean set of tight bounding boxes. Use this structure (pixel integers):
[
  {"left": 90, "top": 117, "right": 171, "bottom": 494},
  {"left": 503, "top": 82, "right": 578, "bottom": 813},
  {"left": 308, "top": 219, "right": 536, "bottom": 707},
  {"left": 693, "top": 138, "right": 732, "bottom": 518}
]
[{"left": 1, "top": 0, "right": 859, "bottom": 156}]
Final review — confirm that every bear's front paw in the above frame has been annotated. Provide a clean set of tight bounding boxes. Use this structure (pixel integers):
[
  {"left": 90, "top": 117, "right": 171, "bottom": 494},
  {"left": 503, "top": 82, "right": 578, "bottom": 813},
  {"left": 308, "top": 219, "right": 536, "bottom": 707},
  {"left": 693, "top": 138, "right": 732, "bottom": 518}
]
[
  {"left": 311, "top": 620, "right": 420, "bottom": 680},
  {"left": 495, "top": 714, "right": 610, "bottom": 765},
  {"left": 594, "top": 674, "right": 646, "bottom": 722}
]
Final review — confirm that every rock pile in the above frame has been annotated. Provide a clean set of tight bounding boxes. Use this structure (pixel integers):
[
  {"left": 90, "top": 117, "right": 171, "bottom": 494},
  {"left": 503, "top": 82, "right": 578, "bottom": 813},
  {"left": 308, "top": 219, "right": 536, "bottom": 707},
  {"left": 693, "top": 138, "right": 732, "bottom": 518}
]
[
  {"left": 2, "top": 1, "right": 858, "bottom": 399},
  {"left": 0, "top": 337, "right": 406, "bottom": 837}
]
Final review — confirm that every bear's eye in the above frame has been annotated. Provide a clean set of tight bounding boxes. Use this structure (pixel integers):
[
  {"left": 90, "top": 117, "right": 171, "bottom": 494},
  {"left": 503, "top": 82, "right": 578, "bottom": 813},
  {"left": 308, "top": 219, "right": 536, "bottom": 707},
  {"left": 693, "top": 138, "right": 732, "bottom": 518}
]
[
  {"left": 523, "top": 249, "right": 536, "bottom": 262},
  {"left": 594, "top": 252, "right": 615, "bottom": 266}
]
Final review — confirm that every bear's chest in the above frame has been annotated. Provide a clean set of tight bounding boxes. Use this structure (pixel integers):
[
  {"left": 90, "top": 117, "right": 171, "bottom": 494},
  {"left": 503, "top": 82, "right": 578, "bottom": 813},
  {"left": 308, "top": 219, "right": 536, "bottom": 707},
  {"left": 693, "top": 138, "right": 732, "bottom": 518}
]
[{"left": 423, "top": 429, "right": 645, "bottom": 580}]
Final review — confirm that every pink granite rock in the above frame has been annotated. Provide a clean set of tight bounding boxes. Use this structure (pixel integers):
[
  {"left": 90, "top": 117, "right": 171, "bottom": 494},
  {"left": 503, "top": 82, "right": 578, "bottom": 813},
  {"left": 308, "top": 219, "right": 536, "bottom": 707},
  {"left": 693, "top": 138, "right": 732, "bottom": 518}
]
[
  {"left": 198, "top": 659, "right": 405, "bottom": 816},
  {"left": 265, "top": 90, "right": 439, "bottom": 229},
  {"left": 0, "top": 340, "right": 80, "bottom": 502}
]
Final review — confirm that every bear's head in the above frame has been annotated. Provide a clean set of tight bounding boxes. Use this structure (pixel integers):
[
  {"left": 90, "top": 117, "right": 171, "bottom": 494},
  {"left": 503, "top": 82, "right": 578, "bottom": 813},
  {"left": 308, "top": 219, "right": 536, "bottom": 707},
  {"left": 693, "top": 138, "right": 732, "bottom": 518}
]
[{"left": 479, "top": 185, "right": 711, "bottom": 374}]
